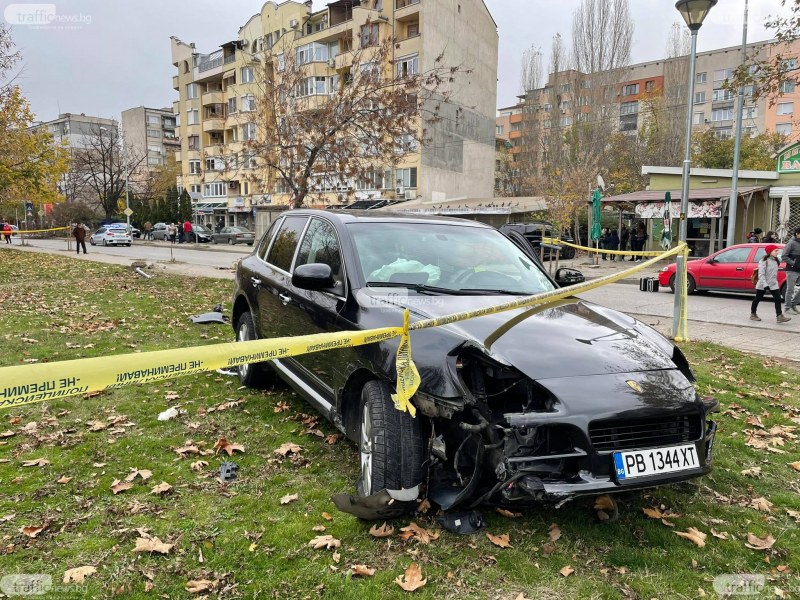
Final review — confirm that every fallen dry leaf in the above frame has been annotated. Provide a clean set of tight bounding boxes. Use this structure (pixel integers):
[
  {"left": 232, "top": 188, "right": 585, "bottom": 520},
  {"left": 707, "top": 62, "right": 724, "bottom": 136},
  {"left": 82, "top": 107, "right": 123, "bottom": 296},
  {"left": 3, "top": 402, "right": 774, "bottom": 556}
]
[
  {"left": 280, "top": 493, "right": 299, "bottom": 505},
  {"left": 711, "top": 529, "right": 729, "bottom": 540},
  {"left": 486, "top": 532, "right": 512, "bottom": 548},
  {"left": 594, "top": 495, "right": 615, "bottom": 511},
  {"left": 395, "top": 563, "right": 426, "bottom": 592},
  {"left": 190, "top": 460, "right": 208, "bottom": 472},
  {"left": 110, "top": 480, "right": 134, "bottom": 495},
  {"left": 312, "top": 525, "right": 326, "bottom": 533},
  {"left": 274, "top": 442, "right": 302, "bottom": 456},
  {"left": 308, "top": 535, "right": 341, "bottom": 550},
  {"left": 741, "top": 466, "right": 762, "bottom": 478},
  {"left": 789, "top": 461, "right": 800, "bottom": 472},
  {"left": 745, "top": 532, "right": 776, "bottom": 551},
  {"left": 351, "top": 564, "right": 376, "bottom": 577},
  {"left": 749, "top": 497, "right": 774, "bottom": 513},
  {"left": 495, "top": 508, "right": 523, "bottom": 518},
  {"left": 321, "top": 512, "right": 333, "bottom": 521},
  {"left": 21, "top": 458, "right": 49, "bottom": 468},
  {"left": 174, "top": 445, "right": 200, "bottom": 456},
  {"left": 675, "top": 527, "right": 707, "bottom": 548},
  {"left": 56, "top": 476, "right": 72, "bottom": 484},
  {"left": 87, "top": 420, "right": 108, "bottom": 432},
  {"left": 369, "top": 522, "right": 395, "bottom": 538},
  {"left": 213, "top": 437, "right": 244, "bottom": 456},
  {"left": 125, "top": 469, "right": 153, "bottom": 482},
  {"left": 548, "top": 523, "right": 562, "bottom": 542},
  {"left": 63, "top": 566, "right": 97, "bottom": 584},
  {"left": 0, "top": 430, "right": 15, "bottom": 438},
  {"left": 185, "top": 579, "right": 218, "bottom": 594},
  {"left": 559, "top": 565, "right": 575, "bottom": 577},
  {"left": 399, "top": 522, "right": 440, "bottom": 544},
  {"left": 150, "top": 482, "right": 173, "bottom": 495},
  {"left": 133, "top": 536, "right": 174, "bottom": 554},
  {"left": 417, "top": 498, "right": 431, "bottom": 514},
  {"left": 164, "top": 391, "right": 180, "bottom": 401},
  {"left": 21, "top": 525, "right": 44, "bottom": 538}
]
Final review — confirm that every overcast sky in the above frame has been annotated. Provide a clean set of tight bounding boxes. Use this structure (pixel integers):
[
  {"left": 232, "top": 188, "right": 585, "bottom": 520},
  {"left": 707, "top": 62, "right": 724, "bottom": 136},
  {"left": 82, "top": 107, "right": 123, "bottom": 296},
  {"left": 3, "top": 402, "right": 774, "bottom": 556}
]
[{"left": 4, "top": 0, "right": 787, "bottom": 122}]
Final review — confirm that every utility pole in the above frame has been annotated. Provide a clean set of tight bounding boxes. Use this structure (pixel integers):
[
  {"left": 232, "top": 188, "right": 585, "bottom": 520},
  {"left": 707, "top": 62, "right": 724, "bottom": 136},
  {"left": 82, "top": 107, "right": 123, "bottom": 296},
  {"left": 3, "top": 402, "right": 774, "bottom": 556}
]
[{"left": 725, "top": 0, "right": 749, "bottom": 247}]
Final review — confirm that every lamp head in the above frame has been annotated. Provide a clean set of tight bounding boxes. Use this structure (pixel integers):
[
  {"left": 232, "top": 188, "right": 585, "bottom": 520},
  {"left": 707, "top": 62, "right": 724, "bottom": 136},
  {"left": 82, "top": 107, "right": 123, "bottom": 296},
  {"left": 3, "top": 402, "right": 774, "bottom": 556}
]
[{"left": 675, "top": 0, "right": 717, "bottom": 32}]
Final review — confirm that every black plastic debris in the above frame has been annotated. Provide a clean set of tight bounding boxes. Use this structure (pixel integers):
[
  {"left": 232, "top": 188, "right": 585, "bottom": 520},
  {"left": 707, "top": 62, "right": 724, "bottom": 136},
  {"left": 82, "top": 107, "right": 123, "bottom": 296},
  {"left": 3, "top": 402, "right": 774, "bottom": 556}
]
[
  {"left": 189, "top": 312, "right": 229, "bottom": 324},
  {"left": 332, "top": 485, "right": 420, "bottom": 520},
  {"left": 219, "top": 462, "right": 238, "bottom": 482},
  {"left": 436, "top": 510, "right": 486, "bottom": 535}
]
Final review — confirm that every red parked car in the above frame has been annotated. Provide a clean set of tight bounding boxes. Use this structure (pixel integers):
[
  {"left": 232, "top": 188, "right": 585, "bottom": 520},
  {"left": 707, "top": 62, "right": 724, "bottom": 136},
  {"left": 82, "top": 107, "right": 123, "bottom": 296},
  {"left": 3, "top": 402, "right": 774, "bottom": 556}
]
[{"left": 658, "top": 243, "right": 789, "bottom": 298}]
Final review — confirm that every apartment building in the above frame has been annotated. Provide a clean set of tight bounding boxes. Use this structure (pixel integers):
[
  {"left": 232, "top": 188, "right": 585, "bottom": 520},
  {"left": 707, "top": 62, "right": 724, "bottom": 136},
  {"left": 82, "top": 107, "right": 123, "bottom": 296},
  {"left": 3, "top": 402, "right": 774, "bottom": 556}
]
[
  {"left": 31, "top": 113, "right": 118, "bottom": 149},
  {"left": 501, "top": 37, "right": 800, "bottom": 181},
  {"left": 170, "top": 0, "right": 498, "bottom": 228},
  {"left": 120, "top": 106, "right": 179, "bottom": 170}
]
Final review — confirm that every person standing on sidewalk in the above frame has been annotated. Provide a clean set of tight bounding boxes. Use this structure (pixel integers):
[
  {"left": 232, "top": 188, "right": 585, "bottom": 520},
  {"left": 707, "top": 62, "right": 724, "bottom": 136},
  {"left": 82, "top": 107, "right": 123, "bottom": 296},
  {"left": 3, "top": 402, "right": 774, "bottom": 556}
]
[
  {"left": 143, "top": 221, "right": 153, "bottom": 240},
  {"left": 620, "top": 224, "right": 630, "bottom": 261},
  {"left": 783, "top": 227, "right": 800, "bottom": 314},
  {"left": 751, "top": 244, "right": 790, "bottom": 323},
  {"left": 72, "top": 222, "right": 88, "bottom": 255}
]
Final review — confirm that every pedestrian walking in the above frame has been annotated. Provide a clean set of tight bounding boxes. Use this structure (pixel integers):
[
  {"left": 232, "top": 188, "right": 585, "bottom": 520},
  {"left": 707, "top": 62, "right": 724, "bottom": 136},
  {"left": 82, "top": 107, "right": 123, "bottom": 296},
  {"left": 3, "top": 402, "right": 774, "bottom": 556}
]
[
  {"left": 747, "top": 228, "right": 763, "bottom": 243},
  {"left": 600, "top": 228, "right": 609, "bottom": 260},
  {"left": 1, "top": 221, "right": 11, "bottom": 244},
  {"left": 72, "top": 221, "right": 88, "bottom": 255},
  {"left": 762, "top": 230, "right": 779, "bottom": 243},
  {"left": 751, "top": 244, "right": 791, "bottom": 323},
  {"left": 183, "top": 220, "right": 193, "bottom": 243},
  {"left": 168, "top": 223, "right": 177, "bottom": 244},
  {"left": 143, "top": 221, "right": 153, "bottom": 240},
  {"left": 783, "top": 226, "right": 800, "bottom": 315},
  {"left": 633, "top": 222, "right": 648, "bottom": 262}
]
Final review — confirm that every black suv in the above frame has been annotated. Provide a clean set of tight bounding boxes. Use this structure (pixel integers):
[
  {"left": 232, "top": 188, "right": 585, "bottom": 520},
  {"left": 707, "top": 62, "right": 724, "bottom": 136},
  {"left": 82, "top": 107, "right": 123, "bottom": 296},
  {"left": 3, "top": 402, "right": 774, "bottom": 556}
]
[
  {"left": 499, "top": 222, "right": 576, "bottom": 259},
  {"left": 230, "top": 210, "right": 717, "bottom": 518}
]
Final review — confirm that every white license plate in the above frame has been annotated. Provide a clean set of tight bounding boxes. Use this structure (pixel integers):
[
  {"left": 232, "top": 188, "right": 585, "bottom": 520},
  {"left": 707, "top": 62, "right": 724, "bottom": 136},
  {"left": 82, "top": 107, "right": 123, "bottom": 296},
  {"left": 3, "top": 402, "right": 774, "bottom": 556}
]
[{"left": 613, "top": 444, "right": 698, "bottom": 480}]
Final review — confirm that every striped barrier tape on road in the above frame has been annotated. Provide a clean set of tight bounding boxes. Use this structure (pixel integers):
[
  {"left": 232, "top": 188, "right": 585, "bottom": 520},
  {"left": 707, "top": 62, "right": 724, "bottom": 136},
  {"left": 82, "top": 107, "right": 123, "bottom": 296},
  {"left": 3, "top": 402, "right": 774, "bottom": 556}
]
[
  {"left": 542, "top": 237, "right": 672, "bottom": 257},
  {"left": 7, "top": 227, "right": 70, "bottom": 235},
  {"left": 0, "top": 243, "right": 689, "bottom": 414}
]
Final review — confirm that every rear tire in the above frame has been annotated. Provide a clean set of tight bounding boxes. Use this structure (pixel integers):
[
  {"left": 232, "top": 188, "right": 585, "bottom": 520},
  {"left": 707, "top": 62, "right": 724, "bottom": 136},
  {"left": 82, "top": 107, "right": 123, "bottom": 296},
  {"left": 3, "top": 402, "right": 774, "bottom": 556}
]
[
  {"left": 357, "top": 380, "right": 423, "bottom": 497},
  {"left": 228, "top": 238, "right": 234, "bottom": 245},
  {"left": 235, "top": 311, "right": 275, "bottom": 388}
]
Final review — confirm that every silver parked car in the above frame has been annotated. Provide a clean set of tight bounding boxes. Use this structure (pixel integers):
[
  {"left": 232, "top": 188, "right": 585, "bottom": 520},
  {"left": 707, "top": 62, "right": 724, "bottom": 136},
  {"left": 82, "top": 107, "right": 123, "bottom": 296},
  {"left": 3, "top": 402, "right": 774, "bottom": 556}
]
[{"left": 212, "top": 226, "right": 255, "bottom": 246}]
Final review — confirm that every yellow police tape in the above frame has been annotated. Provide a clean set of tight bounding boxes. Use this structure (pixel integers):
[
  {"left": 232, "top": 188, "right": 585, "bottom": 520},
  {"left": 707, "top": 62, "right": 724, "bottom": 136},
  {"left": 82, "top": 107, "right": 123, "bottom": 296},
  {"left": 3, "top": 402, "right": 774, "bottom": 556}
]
[
  {"left": 542, "top": 237, "right": 668, "bottom": 257},
  {"left": 8, "top": 226, "right": 70, "bottom": 235},
  {"left": 0, "top": 243, "right": 688, "bottom": 414}
]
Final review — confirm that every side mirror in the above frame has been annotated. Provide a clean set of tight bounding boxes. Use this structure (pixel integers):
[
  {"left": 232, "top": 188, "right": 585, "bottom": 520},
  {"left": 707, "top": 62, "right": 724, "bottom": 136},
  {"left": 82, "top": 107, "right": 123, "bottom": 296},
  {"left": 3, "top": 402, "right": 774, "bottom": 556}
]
[
  {"left": 292, "top": 263, "right": 334, "bottom": 291},
  {"left": 706, "top": 256, "right": 716, "bottom": 264},
  {"left": 555, "top": 267, "right": 585, "bottom": 287}
]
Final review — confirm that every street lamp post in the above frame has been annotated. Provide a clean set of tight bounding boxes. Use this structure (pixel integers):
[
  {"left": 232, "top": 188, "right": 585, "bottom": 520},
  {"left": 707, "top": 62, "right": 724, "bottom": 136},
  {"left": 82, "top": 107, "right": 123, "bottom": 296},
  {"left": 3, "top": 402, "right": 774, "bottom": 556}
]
[{"left": 672, "top": 0, "right": 717, "bottom": 340}]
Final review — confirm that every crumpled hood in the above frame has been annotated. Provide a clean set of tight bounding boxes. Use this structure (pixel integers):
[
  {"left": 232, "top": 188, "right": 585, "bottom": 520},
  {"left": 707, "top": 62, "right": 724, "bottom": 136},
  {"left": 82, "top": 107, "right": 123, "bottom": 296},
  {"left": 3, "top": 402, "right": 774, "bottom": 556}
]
[{"left": 359, "top": 291, "right": 676, "bottom": 381}]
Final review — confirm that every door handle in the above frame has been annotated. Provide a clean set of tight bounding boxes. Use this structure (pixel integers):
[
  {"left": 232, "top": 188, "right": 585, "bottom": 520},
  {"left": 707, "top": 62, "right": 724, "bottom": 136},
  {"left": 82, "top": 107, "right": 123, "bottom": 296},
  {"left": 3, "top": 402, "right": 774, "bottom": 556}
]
[
  {"left": 279, "top": 293, "right": 292, "bottom": 305},
  {"left": 250, "top": 277, "right": 262, "bottom": 288},
  {"left": 735, "top": 267, "right": 744, "bottom": 271}
]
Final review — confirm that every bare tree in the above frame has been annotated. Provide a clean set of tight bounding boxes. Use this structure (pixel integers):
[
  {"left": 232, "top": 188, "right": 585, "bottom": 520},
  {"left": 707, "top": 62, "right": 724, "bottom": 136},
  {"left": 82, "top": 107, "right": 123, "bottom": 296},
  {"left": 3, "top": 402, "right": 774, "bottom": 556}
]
[
  {"left": 239, "top": 19, "right": 469, "bottom": 208},
  {"left": 520, "top": 45, "right": 543, "bottom": 94},
  {"left": 70, "top": 125, "right": 147, "bottom": 220},
  {"left": 571, "top": 0, "right": 634, "bottom": 75}
]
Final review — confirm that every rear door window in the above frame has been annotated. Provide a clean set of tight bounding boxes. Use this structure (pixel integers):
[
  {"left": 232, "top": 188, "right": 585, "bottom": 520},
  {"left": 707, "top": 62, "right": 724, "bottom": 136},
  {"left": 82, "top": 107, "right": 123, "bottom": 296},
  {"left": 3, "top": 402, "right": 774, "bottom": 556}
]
[
  {"left": 266, "top": 216, "right": 308, "bottom": 272},
  {"left": 257, "top": 218, "right": 282, "bottom": 260}
]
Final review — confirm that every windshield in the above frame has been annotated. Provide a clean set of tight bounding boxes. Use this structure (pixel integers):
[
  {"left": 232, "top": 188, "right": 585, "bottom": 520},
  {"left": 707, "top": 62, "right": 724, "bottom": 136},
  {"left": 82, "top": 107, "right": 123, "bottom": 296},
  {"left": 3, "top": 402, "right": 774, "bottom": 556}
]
[{"left": 348, "top": 222, "right": 555, "bottom": 295}]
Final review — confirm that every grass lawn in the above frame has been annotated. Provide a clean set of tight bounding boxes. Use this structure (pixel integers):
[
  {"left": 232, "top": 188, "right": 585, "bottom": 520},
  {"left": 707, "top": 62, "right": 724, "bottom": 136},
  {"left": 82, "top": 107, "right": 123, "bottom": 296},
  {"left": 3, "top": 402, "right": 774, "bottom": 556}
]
[{"left": 0, "top": 250, "right": 798, "bottom": 599}]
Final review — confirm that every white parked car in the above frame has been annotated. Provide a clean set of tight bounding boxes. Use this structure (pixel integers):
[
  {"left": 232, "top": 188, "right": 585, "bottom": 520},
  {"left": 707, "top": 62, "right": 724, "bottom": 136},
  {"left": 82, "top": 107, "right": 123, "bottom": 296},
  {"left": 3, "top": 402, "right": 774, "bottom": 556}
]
[{"left": 89, "top": 226, "right": 132, "bottom": 247}]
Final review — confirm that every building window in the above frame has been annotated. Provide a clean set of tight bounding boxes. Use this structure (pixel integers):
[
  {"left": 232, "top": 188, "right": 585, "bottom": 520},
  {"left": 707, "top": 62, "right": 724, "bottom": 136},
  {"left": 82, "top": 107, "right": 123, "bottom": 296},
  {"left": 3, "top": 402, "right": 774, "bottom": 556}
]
[
  {"left": 496, "top": 125, "right": 505, "bottom": 135},
  {"left": 360, "top": 23, "right": 379, "bottom": 47},
  {"left": 394, "top": 133, "right": 418, "bottom": 154},
  {"left": 147, "top": 115, "right": 161, "bottom": 125},
  {"left": 241, "top": 94, "right": 256, "bottom": 112},
  {"left": 712, "top": 88, "right": 734, "bottom": 102},
  {"left": 148, "top": 144, "right": 162, "bottom": 153},
  {"left": 714, "top": 128, "right": 733, "bottom": 140},
  {"left": 146, "top": 128, "right": 161, "bottom": 138},
  {"left": 560, "top": 116, "right": 572, "bottom": 127},
  {"left": 778, "top": 102, "right": 794, "bottom": 116},
  {"left": 620, "top": 101, "right": 638, "bottom": 116},
  {"left": 148, "top": 157, "right": 162, "bottom": 166},
  {"left": 622, "top": 83, "right": 639, "bottom": 96},
  {"left": 242, "top": 151, "right": 257, "bottom": 169},
  {"left": 205, "top": 158, "right": 222, "bottom": 171},
  {"left": 240, "top": 67, "right": 255, "bottom": 83},
  {"left": 188, "top": 135, "right": 199, "bottom": 150},
  {"left": 203, "top": 182, "right": 226, "bottom": 197},
  {"left": 186, "top": 83, "right": 199, "bottom": 99},
  {"left": 742, "top": 106, "right": 757, "bottom": 119},
  {"left": 227, "top": 97, "right": 237, "bottom": 115},
  {"left": 396, "top": 54, "right": 418, "bottom": 78},
  {"left": 189, "top": 160, "right": 201, "bottom": 174},
  {"left": 711, "top": 108, "right": 733, "bottom": 121},
  {"left": 695, "top": 91, "right": 706, "bottom": 104},
  {"left": 395, "top": 167, "right": 417, "bottom": 188},
  {"left": 645, "top": 80, "right": 655, "bottom": 92},
  {"left": 776, "top": 123, "right": 792, "bottom": 135},
  {"left": 242, "top": 122, "right": 256, "bottom": 141},
  {"left": 190, "top": 184, "right": 201, "bottom": 194},
  {"left": 692, "top": 111, "right": 705, "bottom": 125},
  {"left": 781, "top": 58, "right": 798, "bottom": 71},
  {"left": 187, "top": 109, "right": 199, "bottom": 125},
  {"left": 713, "top": 68, "right": 734, "bottom": 82},
  {"left": 696, "top": 72, "right": 707, "bottom": 84},
  {"left": 780, "top": 80, "right": 796, "bottom": 93}
]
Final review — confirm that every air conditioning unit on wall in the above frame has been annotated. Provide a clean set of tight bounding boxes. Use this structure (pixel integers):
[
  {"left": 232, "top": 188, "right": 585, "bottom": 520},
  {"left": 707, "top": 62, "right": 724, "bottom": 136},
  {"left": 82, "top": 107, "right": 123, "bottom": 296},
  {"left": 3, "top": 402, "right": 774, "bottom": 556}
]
[
  {"left": 404, "top": 190, "right": 415, "bottom": 200},
  {"left": 395, "top": 186, "right": 405, "bottom": 196},
  {"left": 289, "top": 19, "right": 299, "bottom": 28}
]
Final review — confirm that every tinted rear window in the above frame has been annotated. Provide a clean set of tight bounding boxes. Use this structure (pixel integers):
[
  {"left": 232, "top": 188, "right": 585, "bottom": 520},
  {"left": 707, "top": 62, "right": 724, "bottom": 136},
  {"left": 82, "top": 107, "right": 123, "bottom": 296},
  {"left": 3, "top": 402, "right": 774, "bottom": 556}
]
[{"left": 266, "top": 216, "right": 308, "bottom": 272}]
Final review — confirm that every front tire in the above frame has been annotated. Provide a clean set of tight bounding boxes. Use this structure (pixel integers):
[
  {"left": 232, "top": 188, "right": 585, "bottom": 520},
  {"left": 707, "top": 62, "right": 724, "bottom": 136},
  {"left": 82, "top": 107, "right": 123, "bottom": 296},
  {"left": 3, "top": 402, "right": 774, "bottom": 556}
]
[
  {"left": 357, "top": 380, "right": 423, "bottom": 497},
  {"left": 228, "top": 238, "right": 234, "bottom": 245},
  {"left": 668, "top": 274, "right": 696, "bottom": 294},
  {"left": 235, "top": 312, "right": 275, "bottom": 388}
]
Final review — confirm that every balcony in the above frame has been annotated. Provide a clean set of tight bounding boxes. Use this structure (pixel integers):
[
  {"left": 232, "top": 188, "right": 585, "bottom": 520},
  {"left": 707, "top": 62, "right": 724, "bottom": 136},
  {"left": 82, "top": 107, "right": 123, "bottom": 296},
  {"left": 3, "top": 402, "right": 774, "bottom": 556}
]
[
  {"left": 172, "top": 75, "right": 179, "bottom": 91},
  {"left": 203, "top": 118, "right": 225, "bottom": 133},
  {"left": 202, "top": 91, "right": 225, "bottom": 106},
  {"left": 395, "top": 0, "right": 420, "bottom": 18},
  {"left": 224, "top": 53, "right": 237, "bottom": 65},
  {"left": 198, "top": 50, "right": 223, "bottom": 73},
  {"left": 163, "top": 135, "right": 181, "bottom": 146}
]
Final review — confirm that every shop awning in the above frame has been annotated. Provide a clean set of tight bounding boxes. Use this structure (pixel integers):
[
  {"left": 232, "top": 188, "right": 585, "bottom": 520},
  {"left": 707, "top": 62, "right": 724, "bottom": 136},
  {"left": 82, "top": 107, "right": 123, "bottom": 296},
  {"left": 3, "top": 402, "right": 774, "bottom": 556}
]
[
  {"left": 381, "top": 196, "right": 548, "bottom": 215},
  {"left": 603, "top": 185, "right": 767, "bottom": 204},
  {"left": 769, "top": 186, "right": 800, "bottom": 198},
  {"left": 194, "top": 201, "right": 227, "bottom": 214}
]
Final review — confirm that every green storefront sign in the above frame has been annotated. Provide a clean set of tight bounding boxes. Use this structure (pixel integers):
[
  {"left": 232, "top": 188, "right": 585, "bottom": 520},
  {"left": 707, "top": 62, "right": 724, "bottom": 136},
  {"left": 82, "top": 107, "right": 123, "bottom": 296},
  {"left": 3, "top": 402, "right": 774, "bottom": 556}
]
[{"left": 777, "top": 141, "right": 800, "bottom": 173}]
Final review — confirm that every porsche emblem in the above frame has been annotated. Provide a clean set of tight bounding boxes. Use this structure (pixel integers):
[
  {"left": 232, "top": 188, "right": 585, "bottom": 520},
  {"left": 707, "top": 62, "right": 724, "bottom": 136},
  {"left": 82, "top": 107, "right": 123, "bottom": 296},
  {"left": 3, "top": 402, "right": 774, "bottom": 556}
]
[{"left": 626, "top": 380, "right": 643, "bottom": 393}]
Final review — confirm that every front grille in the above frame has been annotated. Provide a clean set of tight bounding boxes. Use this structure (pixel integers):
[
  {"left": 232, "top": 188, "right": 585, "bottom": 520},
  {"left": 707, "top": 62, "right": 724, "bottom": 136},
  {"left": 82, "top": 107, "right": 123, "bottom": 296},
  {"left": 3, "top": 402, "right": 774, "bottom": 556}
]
[{"left": 589, "top": 414, "right": 702, "bottom": 452}]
